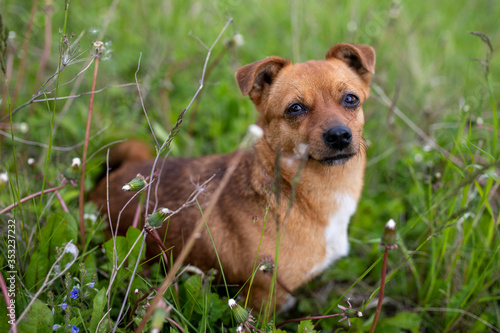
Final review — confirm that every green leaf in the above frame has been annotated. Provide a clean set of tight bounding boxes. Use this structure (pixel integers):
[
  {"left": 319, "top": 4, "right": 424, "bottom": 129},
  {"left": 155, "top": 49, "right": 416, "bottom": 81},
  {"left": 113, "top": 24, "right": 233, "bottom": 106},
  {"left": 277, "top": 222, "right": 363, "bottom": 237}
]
[
  {"left": 17, "top": 299, "right": 54, "bottom": 333},
  {"left": 25, "top": 212, "right": 78, "bottom": 291},
  {"left": 24, "top": 250, "right": 49, "bottom": 291},
  {"left": 126, "top": 227, "right": 144, "bottom": 269},
  {"left": 182, "top": 275, "right": 203, "bottom": 318},
  {"left": 379, "top": 312, "right": 421, "bottom": 333},
  {"left": 298, "top": 320, "right": 317, "bottom": 332},
  {"left": 104, "top": 236, "right": 128, "bottom": 267},
  {"left": 0, "top": 296, "right": 14, "bottom": 332},
  {"left": 90, "top": 288, "right": 107, "bottom": 332}
]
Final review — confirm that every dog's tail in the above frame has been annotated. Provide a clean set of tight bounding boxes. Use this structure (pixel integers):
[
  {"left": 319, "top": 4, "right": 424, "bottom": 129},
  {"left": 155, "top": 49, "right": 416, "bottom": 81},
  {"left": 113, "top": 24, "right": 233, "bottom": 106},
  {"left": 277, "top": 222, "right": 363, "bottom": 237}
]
[{"left": 107, "top": 140, "right": 153, "bottom": 170}]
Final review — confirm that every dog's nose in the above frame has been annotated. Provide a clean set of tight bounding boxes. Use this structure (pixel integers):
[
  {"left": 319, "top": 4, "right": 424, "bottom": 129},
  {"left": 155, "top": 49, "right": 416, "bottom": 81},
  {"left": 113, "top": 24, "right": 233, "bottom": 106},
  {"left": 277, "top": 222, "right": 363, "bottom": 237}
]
[{"left": 323, "top": 126, "right": 352, "bottom": 150}]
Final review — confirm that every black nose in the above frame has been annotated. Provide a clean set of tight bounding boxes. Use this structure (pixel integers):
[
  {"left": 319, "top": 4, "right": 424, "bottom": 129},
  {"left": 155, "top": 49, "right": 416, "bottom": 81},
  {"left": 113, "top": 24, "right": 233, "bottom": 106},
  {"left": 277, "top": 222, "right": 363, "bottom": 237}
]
[{"left": 323, "top": 126, "right": 352, "bottom": 150}]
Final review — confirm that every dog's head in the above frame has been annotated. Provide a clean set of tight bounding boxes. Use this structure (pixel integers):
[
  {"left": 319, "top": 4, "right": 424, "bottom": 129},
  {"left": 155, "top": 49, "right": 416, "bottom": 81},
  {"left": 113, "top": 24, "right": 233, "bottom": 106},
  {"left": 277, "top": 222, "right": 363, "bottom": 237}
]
[{"left": 236, "top": 43, "right": 375, "bottom": 166}]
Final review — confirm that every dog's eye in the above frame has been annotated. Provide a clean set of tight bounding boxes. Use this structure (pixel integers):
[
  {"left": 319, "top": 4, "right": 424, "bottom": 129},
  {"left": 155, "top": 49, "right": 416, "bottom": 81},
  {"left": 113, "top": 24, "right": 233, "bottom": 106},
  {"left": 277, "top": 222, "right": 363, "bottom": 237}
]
[
  {"left": 343, "top": 94, "right": 359, "bottom": 108},
  {"left": 286, "top": 103, "right": 306, "bottom": 115}
]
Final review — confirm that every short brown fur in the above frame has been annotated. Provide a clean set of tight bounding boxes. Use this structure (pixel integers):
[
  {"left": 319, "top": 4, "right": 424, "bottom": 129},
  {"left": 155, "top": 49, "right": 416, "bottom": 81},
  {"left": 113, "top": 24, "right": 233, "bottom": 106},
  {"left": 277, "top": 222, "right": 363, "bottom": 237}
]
[{"left": 90, "top": 43, "right": 375, "bottom": 311}]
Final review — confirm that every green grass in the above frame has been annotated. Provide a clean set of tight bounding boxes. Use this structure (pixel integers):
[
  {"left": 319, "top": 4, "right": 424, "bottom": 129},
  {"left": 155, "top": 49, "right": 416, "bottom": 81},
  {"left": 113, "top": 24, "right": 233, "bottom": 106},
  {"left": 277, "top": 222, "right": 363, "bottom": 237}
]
[{"left": 1, "top": 0, "right": 499, "bottom": 332}]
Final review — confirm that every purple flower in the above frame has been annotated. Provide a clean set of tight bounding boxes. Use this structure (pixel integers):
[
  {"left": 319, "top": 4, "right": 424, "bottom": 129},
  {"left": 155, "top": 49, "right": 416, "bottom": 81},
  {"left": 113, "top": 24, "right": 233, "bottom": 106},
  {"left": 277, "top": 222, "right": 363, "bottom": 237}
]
[
  {"left": 70, "top": 287, "right": 79, "bottom": 299},
  {"left": 61, "top": 302, "right": 67, "bottom": 311},
  {"left": 71, "top": 325, "right": 79, "bottom": 333},
  {"left": 88, "top": 282, "right": 95, "bottom": 288},
  {"left": 52, "top": 324, "right": 61, "bottom": 331}
]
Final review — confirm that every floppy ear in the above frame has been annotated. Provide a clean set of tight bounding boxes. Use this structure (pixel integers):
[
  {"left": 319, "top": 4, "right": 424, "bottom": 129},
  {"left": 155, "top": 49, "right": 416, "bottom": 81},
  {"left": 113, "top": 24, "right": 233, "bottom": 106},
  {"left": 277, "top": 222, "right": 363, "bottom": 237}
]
[
  {"left": 235, "top": 56, "right": 290, "bottom": 104},
  {"left": 325, "top": 43, "right": 375, "bottom": 83}
]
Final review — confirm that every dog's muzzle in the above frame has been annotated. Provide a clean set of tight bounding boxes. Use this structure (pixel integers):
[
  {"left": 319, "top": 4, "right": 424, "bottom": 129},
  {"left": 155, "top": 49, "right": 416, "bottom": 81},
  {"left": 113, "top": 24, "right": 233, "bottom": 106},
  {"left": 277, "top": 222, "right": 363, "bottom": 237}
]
[{"left": 323, "top": 126, "right": 352, "bottom": 151}]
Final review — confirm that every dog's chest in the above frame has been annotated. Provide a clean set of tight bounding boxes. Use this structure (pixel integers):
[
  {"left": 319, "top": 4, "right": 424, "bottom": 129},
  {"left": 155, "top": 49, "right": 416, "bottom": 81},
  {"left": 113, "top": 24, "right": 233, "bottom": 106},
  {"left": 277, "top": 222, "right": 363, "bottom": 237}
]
[{"left": 306, "top": 193, "right": 357, "bottom": 277}]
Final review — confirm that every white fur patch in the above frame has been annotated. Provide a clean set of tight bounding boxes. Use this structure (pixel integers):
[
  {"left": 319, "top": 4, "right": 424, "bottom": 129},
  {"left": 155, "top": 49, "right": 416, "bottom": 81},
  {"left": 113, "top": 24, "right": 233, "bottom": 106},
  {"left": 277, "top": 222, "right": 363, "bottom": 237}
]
[{"left": 307, "top": 193, "right": 357, "bottom": 277}]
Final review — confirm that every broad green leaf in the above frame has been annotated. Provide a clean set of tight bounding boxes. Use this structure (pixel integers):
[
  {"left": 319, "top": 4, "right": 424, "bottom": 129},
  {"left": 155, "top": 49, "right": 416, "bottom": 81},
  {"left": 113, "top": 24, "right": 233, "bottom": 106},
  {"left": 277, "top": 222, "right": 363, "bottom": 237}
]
[
  {"left": 104, "top": 236, "right": 128, "bottom": 267},
  {"left": 89, "top": 288, "right": 107, "bottom": 332},
  {"left": 25, "top": 212, "right": 79, "bottom": 291},
  {"left": 126, "top": 227, "right": 144, "bottom": 269},
  {"left": 380, "top": 312, "right": 421, "bottom": 333},
  {"left": 17, "top": 299, "right": 53, "bottom": 333},
  {"left": 298, "top": 320, "right": 317, "bottom": 332},
  {"left": 0, "top": 296, "right": 13, "bottom": 332},
  {"left": 24, "top": 250, "right": 49, "bottom": 291}
]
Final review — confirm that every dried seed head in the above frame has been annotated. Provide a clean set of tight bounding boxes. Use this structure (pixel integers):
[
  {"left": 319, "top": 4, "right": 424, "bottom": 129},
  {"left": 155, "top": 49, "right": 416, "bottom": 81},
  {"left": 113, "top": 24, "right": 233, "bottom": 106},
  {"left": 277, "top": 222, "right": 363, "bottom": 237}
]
[
  {"left": 146, "top": 208, "right": 172, "bottom": 229},
  {"left": 345, "top": 308, "right": 363, "bottom": 318},
  {"left": 381, "top": 219, "right": 398, "bottom": 249},
  {"left": 259, "top": 261, "right": 274, "bottom": 274},
  {"left": 122, "top": 174, "right": 147, "bottom": 191},
  {"left": 228, "top": 299, "right": 251, "bottom": 324},
  {"left": 93, "top": 41, "right": 104, "bottom": 58}
]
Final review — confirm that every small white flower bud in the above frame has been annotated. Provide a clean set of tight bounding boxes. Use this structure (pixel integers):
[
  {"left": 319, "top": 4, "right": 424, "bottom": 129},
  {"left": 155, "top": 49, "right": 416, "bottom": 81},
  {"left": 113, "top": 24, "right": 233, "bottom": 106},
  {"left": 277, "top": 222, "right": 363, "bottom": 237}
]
[
  {"left": 0, "top": 172, "right": 8, "bottom": 184},
  {"left": 19, "top": 122, "right": 29, "bottom": 133},
  {"left": 233, "top": 33, "right": 244, "bottom": 46},
  {"left": 72, "top": 158, "right": 81, "bottom": 168}
]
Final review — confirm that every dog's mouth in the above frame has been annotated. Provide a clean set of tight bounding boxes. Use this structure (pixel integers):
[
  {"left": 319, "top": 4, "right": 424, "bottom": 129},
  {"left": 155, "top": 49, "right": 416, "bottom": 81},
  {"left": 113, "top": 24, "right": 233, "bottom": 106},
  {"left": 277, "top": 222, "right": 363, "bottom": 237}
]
[{"left": 309, "top": 153, "right": 356, "bottom": 165}]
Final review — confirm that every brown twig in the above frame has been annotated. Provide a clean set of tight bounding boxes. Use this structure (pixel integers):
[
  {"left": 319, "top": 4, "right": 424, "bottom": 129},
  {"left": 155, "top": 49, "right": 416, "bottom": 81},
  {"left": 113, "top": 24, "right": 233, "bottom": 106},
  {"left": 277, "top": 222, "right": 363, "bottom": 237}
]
[
  {"left": 128, "top": 286, "right": 160, "bottom": 323},
  {"left": 145, "top": 228, "right": 169, "bottom": 254}
]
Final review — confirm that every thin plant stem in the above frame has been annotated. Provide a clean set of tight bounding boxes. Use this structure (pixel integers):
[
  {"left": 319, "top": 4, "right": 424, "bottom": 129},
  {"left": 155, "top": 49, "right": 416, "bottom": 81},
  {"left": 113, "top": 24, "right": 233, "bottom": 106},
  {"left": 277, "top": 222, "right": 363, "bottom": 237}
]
[
  {"left": 32, "top": 0, "right": 54, "bottom": 107},
  {"left": 0, "top": 178, "right": 69, "bottom": 214},
  {"left": 369, "top": 247, "right": 389, "bottom": 333},
  {"left": 12, "top": 0, "right": 39, "bottom": 107},
  {"left": 0, "top": 269, "right": 17, "bottom": 333},
  {"left": 276, "top": 313, "right": 343, "bottom": 330},
  {"left": 79, "top": 56, "right": 100, "bottom": 246}
]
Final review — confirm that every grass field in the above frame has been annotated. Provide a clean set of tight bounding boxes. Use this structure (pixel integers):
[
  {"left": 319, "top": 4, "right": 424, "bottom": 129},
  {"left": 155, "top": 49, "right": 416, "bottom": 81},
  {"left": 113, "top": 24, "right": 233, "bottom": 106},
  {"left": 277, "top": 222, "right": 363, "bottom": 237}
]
[{"left": 1, "top": 0, "right": 499, "bottom": 332}]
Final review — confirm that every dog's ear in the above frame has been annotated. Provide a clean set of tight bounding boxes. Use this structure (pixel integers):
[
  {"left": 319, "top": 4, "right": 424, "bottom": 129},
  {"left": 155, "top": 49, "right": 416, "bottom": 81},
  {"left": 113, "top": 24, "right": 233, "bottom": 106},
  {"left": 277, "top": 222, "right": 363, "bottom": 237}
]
[
  {"left": 235, "top": 56, "right": 291, "bottom": 102},
  {"left": 326, "top": 43, "right": 375, "bottom": 83}
]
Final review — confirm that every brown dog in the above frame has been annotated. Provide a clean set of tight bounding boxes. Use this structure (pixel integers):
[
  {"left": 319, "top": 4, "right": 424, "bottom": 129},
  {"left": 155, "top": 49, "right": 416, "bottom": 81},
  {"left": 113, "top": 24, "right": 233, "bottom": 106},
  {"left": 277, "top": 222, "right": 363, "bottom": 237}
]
[{"left": 90, "top": 43, "right": 375, "bottom": 311}]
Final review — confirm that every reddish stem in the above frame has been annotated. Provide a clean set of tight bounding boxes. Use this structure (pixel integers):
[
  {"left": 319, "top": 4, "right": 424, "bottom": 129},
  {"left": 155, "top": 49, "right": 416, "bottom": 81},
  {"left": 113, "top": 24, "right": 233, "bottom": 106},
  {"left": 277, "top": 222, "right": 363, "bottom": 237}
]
[
  {"left": 56, "top": 191, "right": 69, "bottom": 212},
  {"left": 369, "top": 247, "right": 389, "bottom": 333},
  {"left": 0, "top": 271, "right": 18, "bottom": 333},
  {"left": 79, "top": 57, "right": 100, "bottom": 246},
  {"left": 0, "top": 179, "right": 68, "bottom": 214}
]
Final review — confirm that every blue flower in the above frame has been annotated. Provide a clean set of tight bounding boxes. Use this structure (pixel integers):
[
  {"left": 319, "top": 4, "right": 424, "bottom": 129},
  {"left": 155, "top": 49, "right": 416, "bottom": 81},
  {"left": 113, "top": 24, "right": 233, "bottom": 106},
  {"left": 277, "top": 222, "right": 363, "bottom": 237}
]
[
  {"left": 70, "top": 325, "right": 79, "bottom": 333},
  {"left": 52, "top": 324, "right": 61, "bottom": 331},
  {"left": 88, "top": 282, "right": 95, "bottom": 288},
  {"left": 70, "top": 287, "right": 79, "bottom": 299},
  {"left": 61, "top": 302, "right": 67, "bottom": 311}
]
